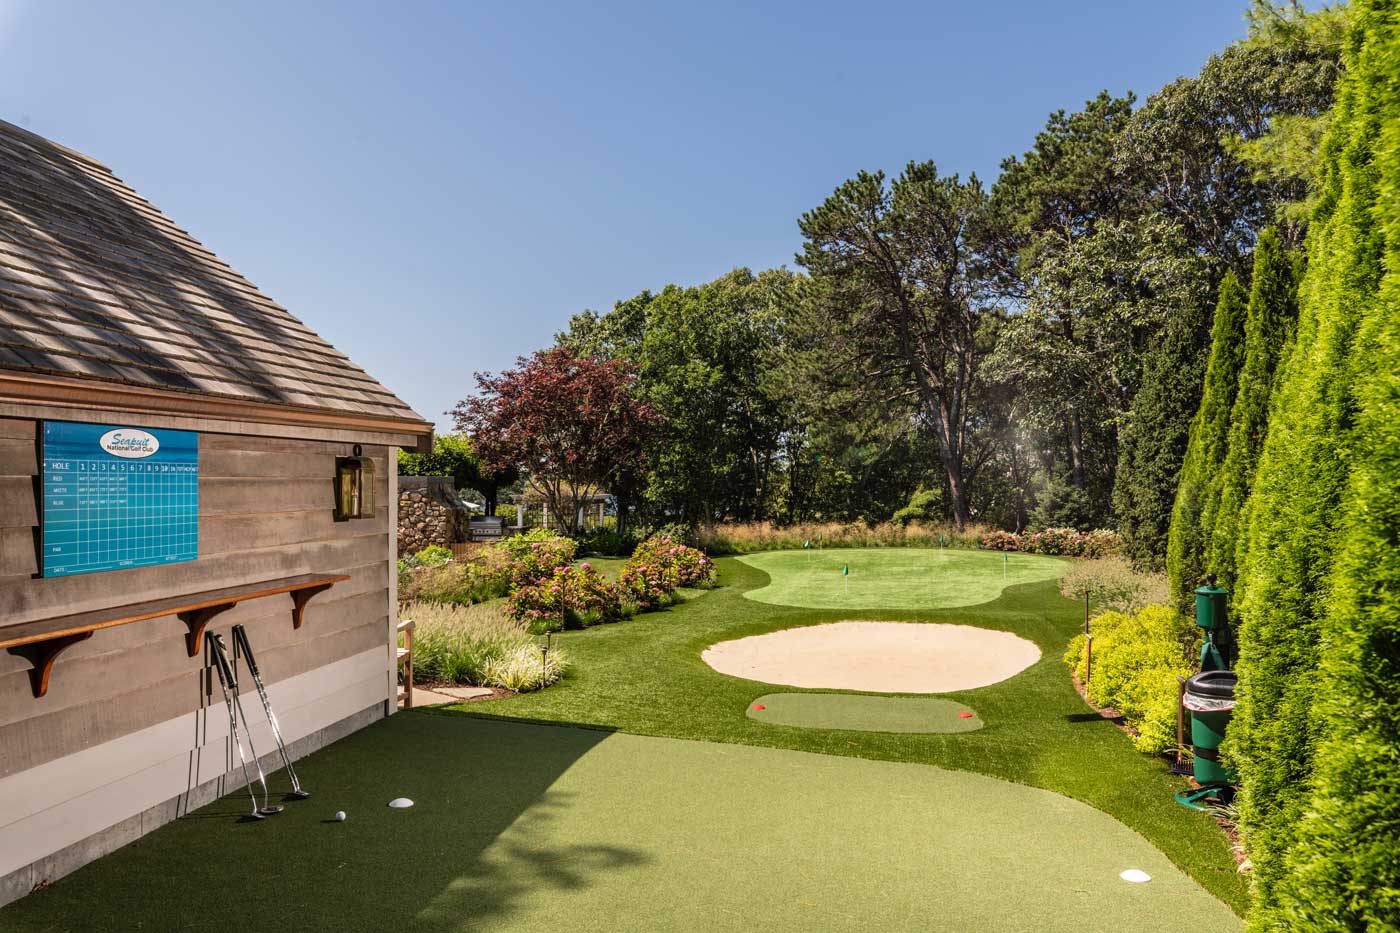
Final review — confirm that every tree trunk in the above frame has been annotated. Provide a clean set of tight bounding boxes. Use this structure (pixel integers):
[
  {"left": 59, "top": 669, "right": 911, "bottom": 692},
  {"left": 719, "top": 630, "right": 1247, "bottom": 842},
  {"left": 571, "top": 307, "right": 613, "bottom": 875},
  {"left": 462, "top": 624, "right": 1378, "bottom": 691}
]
[
  {"left": 934, "top": 406, "right": 971, "bottom": 530},
  {"left": 1069, "top": 412, "right": 1085, "bottom": 490}
]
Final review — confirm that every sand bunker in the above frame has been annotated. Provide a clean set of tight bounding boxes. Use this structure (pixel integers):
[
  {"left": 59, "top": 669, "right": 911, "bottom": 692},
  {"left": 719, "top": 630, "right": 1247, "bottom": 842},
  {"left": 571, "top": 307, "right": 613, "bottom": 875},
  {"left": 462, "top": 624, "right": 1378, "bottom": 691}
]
[{"left": 703, "top": 621, "right": 1040, "bottom": 693}]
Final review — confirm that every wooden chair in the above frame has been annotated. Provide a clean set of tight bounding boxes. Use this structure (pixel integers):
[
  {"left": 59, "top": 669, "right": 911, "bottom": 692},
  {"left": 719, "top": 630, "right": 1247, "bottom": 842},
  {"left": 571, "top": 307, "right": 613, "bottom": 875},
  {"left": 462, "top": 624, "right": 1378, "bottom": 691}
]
[{"left": 396, "top": 618, "right": 415, "bottom": 708}]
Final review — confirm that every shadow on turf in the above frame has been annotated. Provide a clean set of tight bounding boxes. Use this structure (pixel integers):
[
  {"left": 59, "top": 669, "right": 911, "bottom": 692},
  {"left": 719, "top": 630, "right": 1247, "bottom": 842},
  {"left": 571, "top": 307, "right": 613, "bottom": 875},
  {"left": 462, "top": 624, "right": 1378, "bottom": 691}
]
[{"left": 1, "top": 714, "right": 649, "bottom": 932}]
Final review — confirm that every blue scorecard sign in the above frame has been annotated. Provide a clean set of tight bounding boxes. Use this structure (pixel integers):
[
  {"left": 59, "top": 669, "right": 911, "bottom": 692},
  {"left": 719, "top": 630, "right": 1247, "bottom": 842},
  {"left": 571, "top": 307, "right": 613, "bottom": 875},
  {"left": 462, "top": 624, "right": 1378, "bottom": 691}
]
[{"left": 41, "top": 421, "right": 199, "bottom": 578}]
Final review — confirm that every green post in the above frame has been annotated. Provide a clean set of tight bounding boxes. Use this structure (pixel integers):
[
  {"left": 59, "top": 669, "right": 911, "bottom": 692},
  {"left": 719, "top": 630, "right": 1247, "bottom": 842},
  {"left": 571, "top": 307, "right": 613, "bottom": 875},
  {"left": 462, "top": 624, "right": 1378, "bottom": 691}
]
[{"left": 1194, "top": 574, "right": 1230, "bottom": 671}]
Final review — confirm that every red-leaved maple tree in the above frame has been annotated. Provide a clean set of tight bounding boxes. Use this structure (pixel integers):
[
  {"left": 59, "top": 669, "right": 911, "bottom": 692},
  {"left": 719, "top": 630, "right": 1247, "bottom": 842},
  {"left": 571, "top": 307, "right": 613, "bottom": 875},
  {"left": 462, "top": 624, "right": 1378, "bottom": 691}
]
[{"left": 452, "top": 347, "right": 657, "bottom": 534}]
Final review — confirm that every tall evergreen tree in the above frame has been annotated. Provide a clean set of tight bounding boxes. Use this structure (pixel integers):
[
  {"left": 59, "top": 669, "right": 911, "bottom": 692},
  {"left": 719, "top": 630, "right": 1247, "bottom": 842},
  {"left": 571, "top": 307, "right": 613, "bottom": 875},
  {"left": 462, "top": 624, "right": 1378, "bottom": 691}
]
[
  {"left": 1227, "top": 3, "right": 1393, "bottom": 924},
  {"left": 1255, "top": 4, "right": 1400, "bottom": 926},
  {"left": 1203, "top": 228, "right": 1301, "bottom": 596},
  {"left": 1165, "top": 272, "right": 1250, "bottom": 609},
  {"left": 1112, "top": 286, "right": 1214, "bottom": 569}
]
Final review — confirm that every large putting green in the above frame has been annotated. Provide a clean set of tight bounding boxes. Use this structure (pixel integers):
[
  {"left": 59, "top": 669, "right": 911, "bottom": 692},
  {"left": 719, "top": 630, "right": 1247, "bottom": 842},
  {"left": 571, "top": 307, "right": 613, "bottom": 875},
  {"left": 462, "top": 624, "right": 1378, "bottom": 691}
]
[
  {"left": 448, "top": 555, "right": 1249, "bottom": 914},
  {"left": 2, "top": 715, "right": 1239, "bottom": 931},
  {"left": 736, "top": 547, "right": 1064, "bottom": 609}
]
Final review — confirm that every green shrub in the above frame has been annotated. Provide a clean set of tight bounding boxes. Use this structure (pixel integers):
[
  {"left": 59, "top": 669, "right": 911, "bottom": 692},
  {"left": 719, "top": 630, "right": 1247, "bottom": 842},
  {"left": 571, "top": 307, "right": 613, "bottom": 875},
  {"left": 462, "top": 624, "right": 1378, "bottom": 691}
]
[
  {"left": 890, "top": 486, "right": 944, "bottom": 527},
  {"left": 1059, "top": 557, "right": 1169, "bottom": 614},
  {"left": 1236, "top": 5, "right": 1400, "bottom": 926},
  {"left": 415, "top": 544, "right": 454, "bottom": 565},
  {"left": 1204, "top": 229, "right": 1301, "bottom": 597},
  {"left": 1063, "top": 604, "right": 1196, "bottom": 754},
  {"left": 1165, "top": 271, "right": 1249, "bottom": 614},
  {"left": 399, "top": 547, "right": 514, "bottom": 606},
  {"left": 501, "top": 530, "right": 578, "bottom": 585},
  {"left": 402, "top": 601, "right": 568, "bottom": 691},
  {"left": 576, "top": 527, "right": 637, "bottom": 556},
  {"left": 1113, "top": 285, "right": 1213, "bottom": 570}
]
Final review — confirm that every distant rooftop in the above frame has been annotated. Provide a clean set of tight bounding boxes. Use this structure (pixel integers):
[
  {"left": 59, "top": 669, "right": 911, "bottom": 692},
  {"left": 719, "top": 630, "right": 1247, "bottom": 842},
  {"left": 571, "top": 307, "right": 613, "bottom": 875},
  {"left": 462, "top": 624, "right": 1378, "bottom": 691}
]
[{"left": 0, "top": 118, "right": 430, "bottom": 440}]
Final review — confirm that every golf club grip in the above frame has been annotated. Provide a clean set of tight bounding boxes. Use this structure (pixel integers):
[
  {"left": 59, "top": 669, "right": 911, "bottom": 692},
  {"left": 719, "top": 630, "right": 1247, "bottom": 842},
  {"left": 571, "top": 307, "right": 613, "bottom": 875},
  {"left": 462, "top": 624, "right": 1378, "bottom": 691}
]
[
  {"left": 232, "top": 625, "right": 262, "bottom": 677},
  {"left": 209, "top": 635, "right": 235, "bottom": 686}
]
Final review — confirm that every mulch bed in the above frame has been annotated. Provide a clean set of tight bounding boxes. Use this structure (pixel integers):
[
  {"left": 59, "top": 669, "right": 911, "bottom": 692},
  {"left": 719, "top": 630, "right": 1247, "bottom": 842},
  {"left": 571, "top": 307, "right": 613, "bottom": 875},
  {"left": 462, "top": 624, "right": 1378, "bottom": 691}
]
[{"left": 420, "top": 683, "right": 518, "bottom": 701}]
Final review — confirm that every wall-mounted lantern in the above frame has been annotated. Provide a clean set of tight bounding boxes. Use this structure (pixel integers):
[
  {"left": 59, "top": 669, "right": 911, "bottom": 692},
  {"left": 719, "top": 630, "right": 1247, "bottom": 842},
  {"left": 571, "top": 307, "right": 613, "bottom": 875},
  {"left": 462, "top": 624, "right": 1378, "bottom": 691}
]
[{"left": 334, "top": 445, "right": 376, "bottom": 521}]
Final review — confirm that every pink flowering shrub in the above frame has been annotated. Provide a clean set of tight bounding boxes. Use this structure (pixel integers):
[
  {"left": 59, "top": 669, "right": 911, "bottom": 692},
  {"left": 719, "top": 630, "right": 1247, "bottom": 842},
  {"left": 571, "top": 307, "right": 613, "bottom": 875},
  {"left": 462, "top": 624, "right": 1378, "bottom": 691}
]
[
  {"left": 616, "top": 534, "right": 716, "bottom": 609},
  {"left": 631, "top": 534, "right": 717, "bottom": 588},
  {"left": 617, "top": 558, "right": 681, "bottom": 610},
  {"left": 504, "top": 532, "right": 578, "bottom": 586},
  {"left": 505, "top": 561, "right": 623, "bottom": 630},
  {"left": 979, "top": 528, "right": 1121, "bottom": 558}
]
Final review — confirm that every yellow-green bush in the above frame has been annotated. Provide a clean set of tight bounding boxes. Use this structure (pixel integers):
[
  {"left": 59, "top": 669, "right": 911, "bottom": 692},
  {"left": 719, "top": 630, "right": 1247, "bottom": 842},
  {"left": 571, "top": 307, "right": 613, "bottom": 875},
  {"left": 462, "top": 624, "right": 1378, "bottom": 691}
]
[{"left": 1063, "top": 604, "right": 1197, "bottom": 754}]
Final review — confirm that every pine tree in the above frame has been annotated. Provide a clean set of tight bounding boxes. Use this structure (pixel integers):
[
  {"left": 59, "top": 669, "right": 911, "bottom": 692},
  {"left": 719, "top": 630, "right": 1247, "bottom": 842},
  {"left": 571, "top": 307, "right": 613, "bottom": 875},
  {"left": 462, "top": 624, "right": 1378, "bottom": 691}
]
[
  {"left": 1112, "top": 294, "right": 1213, "bottom": 568},
  {"left": 1261, "top": 2, "right": 1400, "bottom": 926},
  {"left": 1165, "top": 272, "right": 1249, "bottom": 611},
  {"left": 1228, "top": 2, "right": 1396, "bottom": 925},
  {"left": 1203, "top": 229, "right": 1301, "bottom": 597}
]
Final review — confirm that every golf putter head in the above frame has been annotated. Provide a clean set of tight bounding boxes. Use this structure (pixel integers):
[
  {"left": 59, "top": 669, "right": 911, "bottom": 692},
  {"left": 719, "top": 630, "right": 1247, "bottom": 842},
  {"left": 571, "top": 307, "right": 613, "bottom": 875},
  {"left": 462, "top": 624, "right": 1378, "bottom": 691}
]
[{"left": 285, "top": 788, "right": 312, "bottom": 800}]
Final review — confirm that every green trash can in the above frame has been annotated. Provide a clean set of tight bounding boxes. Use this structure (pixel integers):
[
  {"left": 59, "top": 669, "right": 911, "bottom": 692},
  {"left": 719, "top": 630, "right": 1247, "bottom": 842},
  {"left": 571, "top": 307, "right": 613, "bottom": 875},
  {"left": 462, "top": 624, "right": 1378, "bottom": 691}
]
[{"left": 1184, "top": 670, "right": 1238, "bottom": 786}]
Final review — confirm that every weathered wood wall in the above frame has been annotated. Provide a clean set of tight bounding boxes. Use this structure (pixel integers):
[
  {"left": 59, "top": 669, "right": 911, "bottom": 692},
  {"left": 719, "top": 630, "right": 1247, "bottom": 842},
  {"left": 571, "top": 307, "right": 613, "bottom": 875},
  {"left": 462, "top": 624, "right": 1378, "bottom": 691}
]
[{"left": 0, "top": 416, "right": 396, "bottom": 898}]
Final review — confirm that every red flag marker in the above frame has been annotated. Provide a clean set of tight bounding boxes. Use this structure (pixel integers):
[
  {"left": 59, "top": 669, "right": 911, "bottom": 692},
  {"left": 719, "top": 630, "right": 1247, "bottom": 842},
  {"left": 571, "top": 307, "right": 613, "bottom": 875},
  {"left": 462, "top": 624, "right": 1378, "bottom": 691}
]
[
  {"left": 752, "top": 704, "right": 766, "bottom": 710},
  {"left": 958, "top": 712, "right": 974, "bottom": 719}
]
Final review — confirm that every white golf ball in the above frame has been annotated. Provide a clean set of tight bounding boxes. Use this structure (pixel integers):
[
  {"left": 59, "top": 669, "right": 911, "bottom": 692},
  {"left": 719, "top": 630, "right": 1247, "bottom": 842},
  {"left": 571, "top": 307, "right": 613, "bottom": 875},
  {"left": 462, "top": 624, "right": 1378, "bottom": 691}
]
[
  {"left": 334, "top": 810, "right": 347, "bottom": 822},
  {"left": 1119, "top": 868, "right": 1151, "bottom": 883}
]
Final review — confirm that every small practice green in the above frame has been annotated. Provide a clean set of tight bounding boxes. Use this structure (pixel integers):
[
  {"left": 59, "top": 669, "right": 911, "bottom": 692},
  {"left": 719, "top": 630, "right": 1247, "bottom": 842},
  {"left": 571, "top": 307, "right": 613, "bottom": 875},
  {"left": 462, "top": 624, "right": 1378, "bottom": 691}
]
[
  {"left": 737, "top": 547, "right": 1064, "bottom": 610},
  {"left": 747, "top": 693, "right": 984, "bottom": 733}
]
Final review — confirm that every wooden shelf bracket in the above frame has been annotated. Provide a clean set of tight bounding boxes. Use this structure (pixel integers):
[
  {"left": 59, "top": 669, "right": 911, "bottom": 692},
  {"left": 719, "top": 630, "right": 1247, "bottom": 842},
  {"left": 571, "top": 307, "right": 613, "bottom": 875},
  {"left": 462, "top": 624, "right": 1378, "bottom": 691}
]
[
  {"left": 7, "top": 631, "right": 95, "bottom": 699},
  {"left": 291, "top": 583, "right": 335, "bottom": 629},
  {"left": 177, "top": 603, "right": 237, "bottom": 657}
]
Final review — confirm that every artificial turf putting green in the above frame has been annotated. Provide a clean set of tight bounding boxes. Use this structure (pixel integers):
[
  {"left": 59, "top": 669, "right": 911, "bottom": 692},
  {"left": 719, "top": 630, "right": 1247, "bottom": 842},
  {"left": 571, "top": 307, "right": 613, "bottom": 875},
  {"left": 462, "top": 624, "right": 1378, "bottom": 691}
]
[
  {"left": 747, "top": 692, "right": 984, "bottom": 733},
  {"left": 2, "top": 715, "right": 1240, "bottom": 932},
  {"left": 736, "top": 547, "right": 1064, "bottom": 610},
  {"left": 449, "top": 555, "right": 1250, "bottom": 914}
]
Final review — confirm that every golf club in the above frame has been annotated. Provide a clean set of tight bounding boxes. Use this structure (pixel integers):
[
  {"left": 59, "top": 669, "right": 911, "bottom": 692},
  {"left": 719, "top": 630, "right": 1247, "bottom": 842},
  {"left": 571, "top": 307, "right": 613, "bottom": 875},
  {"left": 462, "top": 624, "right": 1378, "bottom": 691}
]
[
  {"left": 207, "top": 634, "right": 265, "bottom": 821},
  {"left": 231, "top": 624, "right": 310, "bottom": 799},
  {"left": 209, "top": 633, "right": 284, "bottom": 817}
]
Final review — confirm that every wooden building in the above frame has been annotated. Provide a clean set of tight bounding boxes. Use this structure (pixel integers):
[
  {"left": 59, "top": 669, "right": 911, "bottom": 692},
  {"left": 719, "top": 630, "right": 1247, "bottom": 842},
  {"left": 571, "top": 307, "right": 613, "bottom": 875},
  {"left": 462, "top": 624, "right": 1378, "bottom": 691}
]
[{"left": 0, "top": 119, "right": 432, "bottom": 904}]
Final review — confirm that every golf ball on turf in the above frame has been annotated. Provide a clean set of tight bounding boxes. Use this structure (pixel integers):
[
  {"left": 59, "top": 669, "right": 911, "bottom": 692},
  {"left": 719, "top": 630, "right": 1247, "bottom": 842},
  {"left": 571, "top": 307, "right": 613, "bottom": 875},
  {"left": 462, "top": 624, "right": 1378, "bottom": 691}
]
[{"left": 334, "top": 811, "right": 347, "bottom": 822}]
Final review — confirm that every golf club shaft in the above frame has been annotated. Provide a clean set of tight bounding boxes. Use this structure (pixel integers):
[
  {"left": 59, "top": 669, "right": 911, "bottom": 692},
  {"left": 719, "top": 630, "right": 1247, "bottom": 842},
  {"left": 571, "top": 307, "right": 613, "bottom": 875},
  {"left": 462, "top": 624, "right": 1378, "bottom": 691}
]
[
  {"left": 231, "top": 625, "right": 305, "bottom": 795},
  {"left": 211, "top": 634, "right": 274, "bottom": 813},
  {"left": 208, "top": 636, "right": 261, "bottom": 818}
]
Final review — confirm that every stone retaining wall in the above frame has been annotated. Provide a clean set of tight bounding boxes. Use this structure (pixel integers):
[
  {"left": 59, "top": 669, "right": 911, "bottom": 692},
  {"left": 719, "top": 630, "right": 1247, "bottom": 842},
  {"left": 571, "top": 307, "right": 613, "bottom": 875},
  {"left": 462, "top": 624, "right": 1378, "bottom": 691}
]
[{"left": 398, "top": 476, "right": 471, "bottom": 554}]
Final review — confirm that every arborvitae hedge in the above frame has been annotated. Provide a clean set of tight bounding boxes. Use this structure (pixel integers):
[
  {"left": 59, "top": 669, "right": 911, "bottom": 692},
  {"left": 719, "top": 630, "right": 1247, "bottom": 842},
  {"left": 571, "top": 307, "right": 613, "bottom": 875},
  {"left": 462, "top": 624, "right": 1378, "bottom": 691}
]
[
  {"left": 1113, "top": 295, "right": 1212, "bottom": 569},
  {"left": 1204, "top": 229, "right": 1300, "bottom": 598},
  {"left": 1165, "top": 272, "right": 1249, "bottom": 612},
  {"left": 1264, "top": 3, "right": 1400, "bottom": 927},
  {"left": 1229, "top": 2, "right": 1395, "bottom": 926}
]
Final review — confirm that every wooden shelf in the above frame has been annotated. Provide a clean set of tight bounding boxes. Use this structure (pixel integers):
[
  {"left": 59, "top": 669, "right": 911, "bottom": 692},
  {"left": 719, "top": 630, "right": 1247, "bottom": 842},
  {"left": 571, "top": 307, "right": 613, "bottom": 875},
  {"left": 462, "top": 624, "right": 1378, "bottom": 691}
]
[{"left": 0, "top": 573, "right": 349, "bottom": 698}]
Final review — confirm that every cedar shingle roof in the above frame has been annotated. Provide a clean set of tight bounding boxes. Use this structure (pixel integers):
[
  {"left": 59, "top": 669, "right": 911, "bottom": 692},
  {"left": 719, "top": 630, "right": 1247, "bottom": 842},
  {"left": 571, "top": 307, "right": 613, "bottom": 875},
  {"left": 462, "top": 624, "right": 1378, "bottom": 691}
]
[{"left": 0, "top": 118, "right": 428, "bottom": 429}]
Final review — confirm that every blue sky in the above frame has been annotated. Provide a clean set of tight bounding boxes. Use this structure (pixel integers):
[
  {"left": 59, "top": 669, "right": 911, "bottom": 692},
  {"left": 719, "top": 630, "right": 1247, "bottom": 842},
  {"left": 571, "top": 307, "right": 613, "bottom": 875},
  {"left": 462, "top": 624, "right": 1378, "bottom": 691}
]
[{"left": 0, "top": 1, "right": 1255, "bottom": 430}]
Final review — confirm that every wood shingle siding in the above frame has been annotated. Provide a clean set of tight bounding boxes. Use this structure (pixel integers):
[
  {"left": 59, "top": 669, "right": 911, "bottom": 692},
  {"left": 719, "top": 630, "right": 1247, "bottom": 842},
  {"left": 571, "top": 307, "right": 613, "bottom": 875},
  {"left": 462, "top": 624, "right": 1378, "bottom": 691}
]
[{"left": 0, "top": 420, "right": 394, "bottom": 776}]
